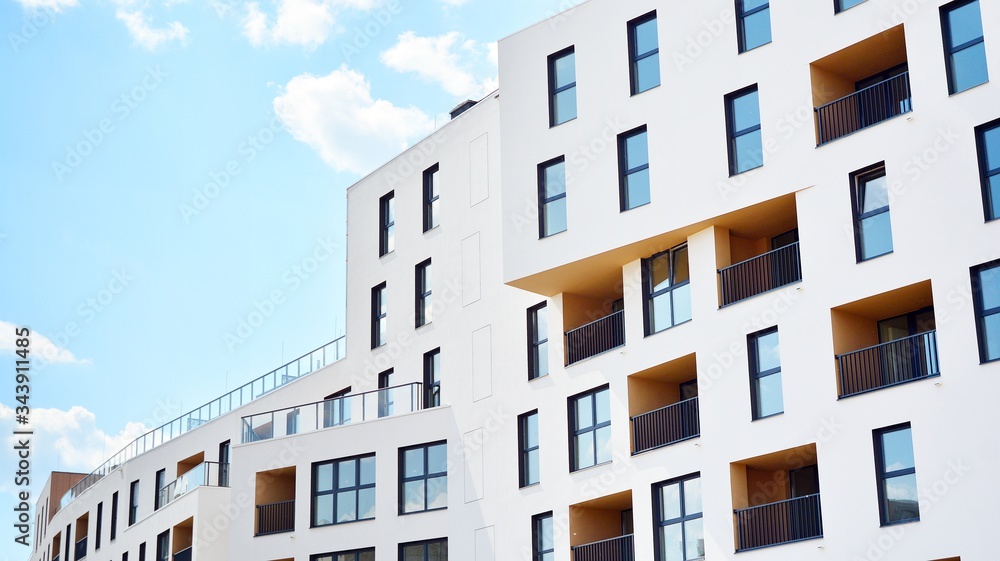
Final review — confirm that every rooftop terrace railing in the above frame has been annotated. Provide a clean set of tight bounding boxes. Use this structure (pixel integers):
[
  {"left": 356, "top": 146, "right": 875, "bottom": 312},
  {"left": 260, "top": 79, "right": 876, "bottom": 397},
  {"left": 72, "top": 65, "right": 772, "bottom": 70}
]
[{"left": 60, "top": 336, "right": 345, "bottom": 510}]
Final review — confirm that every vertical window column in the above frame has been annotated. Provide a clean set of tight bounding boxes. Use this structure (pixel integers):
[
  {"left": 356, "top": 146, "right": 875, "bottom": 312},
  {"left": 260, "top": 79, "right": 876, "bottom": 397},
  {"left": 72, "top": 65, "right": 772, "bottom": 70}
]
[
  {"left": 852, "top": 163, "right": 893, "bottom": 261},
  {"left": 725, "top": 86, "right": 763, "bottom": 175},
  {"left": 379, "top": 192, "right": 395, "bottom": 256},
  {"left": 519, "top": 410, "right": 540, "bottom": 487},
  {"left": 528, "top": 302, "right": 549, "bottom": 380},
  {"left": 976, "top": 119, "right": 1000, "bottom": 221},
  {"left": 569, "top": 386, "right": 611, "bottom": 471},
  {"left": 941, "top": 0, "right": 989, "bottom": 94},
  {"left": 619, "top": 126, "right": 650, "bottom": 210},
  {"left": 371, "top": 283, "right": 387, "bottom": 349},
  {"left": 874, "top": 423, "right": 919, "bottom": 525},
  {"left": 416, "top": 259, "right": 432, "bottom": 328},
  {"left": 972, "top": 260, "right": 1000, "bottom": 363},
  {"left": 128, "top": 480, "right": 139, "bottom": 526},
  {"left": 538, "top": 158, "right": 567, "bottom": 238},
  {"left": 654, "top": 475, "right": 704, "bottom": 561},
  {"left": 532, "top": 512, "right": 554, "bottom": 561},
  {"left": 749, "top": 327, "right": 783, "bottom": 419},
  {"left": 424, "top": 348, "right": 441, "bottom": 407},
  {"left": 628, "top": 12, "right": 660, "bottom": 95},
  {"left": 737, "top": 0, "right": 772, "bottom": 52},
  {"left": 423, "top": 164, "right": 440, "bottom": 232},
  {"left": 643, "top": 245, "right": 691, "bottom": 335},
  {"left": 548, "top": 48, "right": 577, "bottom": 126},
  {"left": 400, "top": 442, "right": 448, "bottom": 514}
]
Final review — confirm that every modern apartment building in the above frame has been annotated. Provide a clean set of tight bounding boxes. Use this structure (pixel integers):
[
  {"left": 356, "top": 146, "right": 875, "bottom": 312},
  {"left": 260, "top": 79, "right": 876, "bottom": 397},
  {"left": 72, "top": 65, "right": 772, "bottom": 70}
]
[{"left": 30, "top": 0, "right": 999, "bottom": 560}]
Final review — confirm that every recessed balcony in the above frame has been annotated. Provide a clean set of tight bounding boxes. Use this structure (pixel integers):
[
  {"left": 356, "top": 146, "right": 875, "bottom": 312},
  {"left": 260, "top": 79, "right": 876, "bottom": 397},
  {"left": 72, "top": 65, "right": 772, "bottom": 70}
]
[
  {"left": 562, "top": 283, "right": 626, "bottom": 366},
  {"left": 628, "top": 354, "right": 700, "bottom": 454},
  {"left": 156, "top": 461, "right": 230, "bottom": 508},
  {"left": 255, "top": 467, "right": 295, "bottom": 536},
  {"left": 566, "top": 310, "right": 626, "bottom": 365},
  {"left": 570, "top": 491, "right": 634, "bottom": 561}
]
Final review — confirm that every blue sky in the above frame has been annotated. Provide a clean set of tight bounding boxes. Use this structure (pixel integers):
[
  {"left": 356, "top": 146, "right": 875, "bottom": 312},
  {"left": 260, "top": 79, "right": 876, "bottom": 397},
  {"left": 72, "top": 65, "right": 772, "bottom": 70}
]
[{"left": 0, "top": 0, "right": 563, "bottom": 555}]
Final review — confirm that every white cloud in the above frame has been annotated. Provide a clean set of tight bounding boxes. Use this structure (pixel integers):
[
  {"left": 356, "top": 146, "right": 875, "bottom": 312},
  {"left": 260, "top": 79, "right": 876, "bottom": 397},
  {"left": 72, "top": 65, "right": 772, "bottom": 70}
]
[
  {"left": 12, "top": 0, "right": 78, "bottom": 12},
  {"left": 0, "top": 403, "right": 149, "bottom": 472},
  {"left": 0, "top": 320, "right": 89, "bottom": 366},
  {"left": 241, "top": 0, "right": 378, "bottom": 48},
  {"left": 115, "top": 8, "right": 190, "bottom": 50},
  {"left": 380, "top": 31, "right": 498, "bottom": 99},
  {"left": 274, "top": 66, "right": 434, "bottom": 174}
]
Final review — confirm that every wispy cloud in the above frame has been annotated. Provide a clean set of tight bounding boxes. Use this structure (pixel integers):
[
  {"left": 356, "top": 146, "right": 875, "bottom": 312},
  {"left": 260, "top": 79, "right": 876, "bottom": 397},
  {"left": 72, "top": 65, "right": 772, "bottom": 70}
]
[
  {"left": 12, "top": 0, "right": 78, "bottom": 12},
  {"left": 241, "top": 0, "right": 378, "bottom": 48},
  {"left": 0, "top": 320, "right": 89, "bottom": 366},
  {"left": 380, "top": 31, "right": 498, "bottom": 99},
  {"left": 115, "top": 6, "right": 189, "bottom": 50}
]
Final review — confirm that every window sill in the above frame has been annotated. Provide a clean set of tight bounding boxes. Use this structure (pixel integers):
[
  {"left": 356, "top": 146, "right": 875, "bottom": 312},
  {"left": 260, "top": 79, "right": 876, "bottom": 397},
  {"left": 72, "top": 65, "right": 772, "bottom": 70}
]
[
  {"left": 621, "top": 200, "right": 651, "bottom": 213},
  {"left": 857, "top": 250, "right": 893, "bottom": 263},
  {"left": 752, "top": 411, "right": 784, "bottom": 422},
  {"left": 729, "top": 163, "right": 763, "bottom": 178},
  {"left": 399, "top": 506, "right": 447, "bottom": 517},
  {"left": 549, "top": 116, "right": 578, "bottom": 129},
  {"left": 528, "top": 373, "right": 549, "bottom": 383},
  {"left": 539, "top": 229, "right": 568, "bottom": 240},
  {"left": 645, "top": 318, "right": 693, "bottom": 338},
  {"left": 570, "top": 460, "right": 613, "bottom": 474},
  {"left": 880, "top": 517, "right": 919, "bottom": 528},
  {"left": 739, "top": 40, "right": 772, "bottom": 54},
  {"left": 311, "top": 517, "right": 375, "bottom": 529},
  {"left": 630, "top": 83, "right": 661, "bottom": 97},
  {"left": 519, "top": 482, "right": 541, "bottom": 490},
  {"left": 949, "top": 79, "right": 989, "bottom": 96}
]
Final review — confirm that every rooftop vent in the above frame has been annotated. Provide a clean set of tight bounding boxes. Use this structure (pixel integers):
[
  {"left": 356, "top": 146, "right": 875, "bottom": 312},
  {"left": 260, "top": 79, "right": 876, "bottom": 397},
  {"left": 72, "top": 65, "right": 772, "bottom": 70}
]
[{"left": 449, "top": 99, "right": 477, "bottom": 119}]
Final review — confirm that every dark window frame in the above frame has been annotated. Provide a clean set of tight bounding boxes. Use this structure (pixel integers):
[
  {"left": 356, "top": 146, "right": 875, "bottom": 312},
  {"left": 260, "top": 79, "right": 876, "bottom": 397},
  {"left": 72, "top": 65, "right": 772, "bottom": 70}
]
[
  {"left": 749, "top": 326, "right": 783, "bottom": 420},
  {"left": 548, "top": 47, "right": 577, "bottom": 127},
  {"left": 398, "top": 538, "right": 448, "bottom": 561},
  {"left": 642, "top": 244, "right": 691, "bottom": 336},
  {"left": 873, "top": 422, "right": 920, "bottom": 526},
  {"left": 527, "top": 302, "right": 549, "bottom": 380},
  {"left": 310, "top": 548, "right": 376, "bottom": 561},
  {"left": 537, "top": 156, "right": 567, "bottom": 238},
  {"left": 109, "top": 491, "right": 118, "bottom": 541},
  {"left": 138, "top": 542, "right": 145, "bottom": 561},
  {"left": 371, "top": 282, "right": 387, "bottom": 349},
  {"left": 618, "top": 125, "right": 650, "bottom": 211},
  {"left": 532, "top": 511, "right": 554, "bottom": 561},
  {"left": 423, "top": 164, "right": 440, "bottom": 232},
  {"left": 941, "top": 0, "right": 988, "bottom": 95},
  {"left": 736, "top": 0, "right": 771, "bottom": 53},
  {"left": 972, "top": 259, "right": 1000, "bottom": 363},
  {"left": 155, "top": 530, "right": 169, "bottom": 561},
  {"left": 628, "top": 11, "right": 660, "bottom": 95},
  {"left": 518, "top": 410, "right": 540, "bottom": 488},
  {"left": 128, "top": 480, "right": 139, "bottom": 526},
  {"left": 415, "top": 258, "right": 432, "bottom": 328},
  {"left": 725, "top": 85, "right": 763, "bottom": 176},
  {"left": 95, "top": 502, "right": 102, "bottom": 550},
  {"left": 424, "top": 348, "right": 441, "bottom": 407},
  {"left": 568, "top": 385, "right": 611, "bottom": 472},
  {"left": 834, "top": 0, "right": 867, "bottom": 14},
  {"left": 379, "top": 191, "right": 395, "bottom": 256},
  {"left": 154, "top": 468, "right": 165, "bottom": 511},
  {"left": 398, "top": 441, "right": 448, "bottom": 515},
  {"left": 652, "top": 473, "right": 703, "bottom": 561},
  {"left": 975, "top": 117, "right": 1000, "bottom": 221},
  {"left": 310, "top": 453, "right": 376, "bottom": 527},
  {"left": 378, "top": 368, "right": 394, "bottom": 418},
  {"left": 850, "top": 162, "right": 893, "bottom": 262}
]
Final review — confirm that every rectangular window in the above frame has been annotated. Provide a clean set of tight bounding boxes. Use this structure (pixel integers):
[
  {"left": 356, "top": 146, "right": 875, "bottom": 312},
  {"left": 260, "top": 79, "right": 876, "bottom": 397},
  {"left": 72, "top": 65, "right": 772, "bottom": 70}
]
[
  {"left": 95, "top": 502, "right": 102, "bottom": 550},
  {"left": 548, "top": 47, "right": 577, "bottom": 126},
  {"left": 138, "top": 543, "right": 145, "bottom": 561},
  {"left": 311, "top": 454, "right": 376, "bottom": 527},
  {"left": 219, "top": 440, "right": 230, "bottom": 487},
  {"left": 569, "top": 386, "right": 611, "bottom": 471},
  {"left": 851, "top": 163, "right": 893, "bottom": 261},
  {"left": 423, "top": 164, "right": 440, "bottom": 232},
  {"left": 128, "top": 480, "right": 139, "bottom": 526},
  {"left": 737, "top": 0, "right": 771, "bottom": 52},
  {"left": 122, "top": 553, "right": 128, "bottom": 561},
  {"left": 379, "top": 191, "right": 395, "bottom": 256},
  {"left": 653, "top": 474, "right": 704, "bottom": 561},
  {"left": 416, "top": 259, "right": 432, "bottom": 327},
  {"left": 941, "top": 0, "right": 989, "bottom": 94},
  {"left": 643, "top": 244, "right": 692, "bottom": 335},
  {"left": 378, "top": 369, "right": 394, "bottom": 418},
  {"left": 976, "top": 118, "right": 1000, "bottom": 221},
  {"left": 155, "top": 531, "right": 169, "bottom": 561},
  {"left": 725, "top": 85, "right": 763, "bottom": 175},
  {"left": 528, "top": 302, "right": 549, "bottom": 380},
  {"left": 835, "top": 0, "right": 866, "bottom": 13},
  {"left": 110, "top": 492, "right": 118, "bottom": 541},
  {"left": 538, "top": 157, "right": 567, "bottom": 238},
  {"left": 972, "top": 259, "right": 1000, "bottom": 363},
  {"left": 628, "top": 12, "right": 660, "bottom": 95},
  {"left": 519, "top": 410, "right": 540, "bottom": 487},
  {"left": 65, "top": 523, "right": 70, "bottom": 561},
  {"left": 371, "top": 282, "right": 387, "bottom": 349},
  {"left": 311, "top": 548, "right": 375, "bottom": 561},
  {"left": 399, "top": 538, "right": 447, "bottom": 561},
  {"left": 619, "top": 126, "right": 650, "bottom": 210},
  {"left": 400, "top": 441, "right": 448, "bottom": 514},
  {"left": 874, "top": 423, "right": 919, "bottom": 525},
  {"left": 532, "top": 512, "right": 554, "bottom": 561},
  {"left": 749, "top": 327, "right": 783, "bottom": 419},
  {"left": 424, "top": 348, "right": 441, "bottom": 408},
  {"left": 154, "top": 469, "right": 165, "bottom": 510}
]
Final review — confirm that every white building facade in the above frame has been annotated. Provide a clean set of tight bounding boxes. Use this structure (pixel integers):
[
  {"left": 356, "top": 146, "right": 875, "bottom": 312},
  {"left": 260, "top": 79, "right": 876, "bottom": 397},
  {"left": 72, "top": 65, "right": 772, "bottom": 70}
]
[{"left": 31, "top": 0, "right": 1000, "bottom": 560}]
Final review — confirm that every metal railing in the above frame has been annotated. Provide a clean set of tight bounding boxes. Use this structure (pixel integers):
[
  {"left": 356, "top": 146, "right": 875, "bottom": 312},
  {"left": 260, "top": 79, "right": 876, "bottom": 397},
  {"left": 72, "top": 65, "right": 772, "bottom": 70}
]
[
  {"left": 719, "top": 242, "right": 801, "bottom": 307},
  {"left": 157, "top": 462, "right": 230, "bottom": 509},
  {"left": 241, "top": 382, "right": 424, "bottom": 443},
  {"left": 735, "top": 494, "right": 823, "bottom": 551},
  {"left": 255, "top": 500, "right": 295, "bottom": 536},
  {"left": 566, "top": 310, "right": 625, "bottom": 365},
  {"left": 816, "top": 72, "right": 912, "bottom": 145},
  {"left": 572, "top": 534, "right": 634, "bottom": 561},
  {"left": 60, "top": 336, "right": 345, "bottom": 510},
  {"left": 74, "top": 537, "right": 87, "bottom": 560},
  {"left": 631, "top": 397, "right": 700, "bottom": 454},
  {"left": 172, "top": 547, "right": 192, "bottom": 561},
  {"left": 837, "top": 331, "right": 938, "bottom": 398}
]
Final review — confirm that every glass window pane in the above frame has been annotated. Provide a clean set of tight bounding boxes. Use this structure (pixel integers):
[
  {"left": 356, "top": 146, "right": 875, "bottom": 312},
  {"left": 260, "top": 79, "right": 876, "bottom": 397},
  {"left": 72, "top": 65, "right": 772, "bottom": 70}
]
[
  {"left": 881, "top": 427, "right": 915, "bottom": 471},
  {"left": 838, "top": 0, "right": 866, "bottom": 10},
  {"left": 595, "top": 389, "right": 611, "bottom": 424},
  {"left": 544, "top": 162, "right": 566, "bottom": 197},
  {"left": 862, "top": 174, "right": 889, "bottom": 212},
  {"left": 553, "top": 88, "right": 577, "bottom": 125},
  {"left": 525, "top": 414, "right": 539, "bottom": 448},
  {"left": 554, "top": 52, "right": 575, "bottom": 88},
  {"left": 428, "top": 444, "right": 447, "bottom": 474},
  {"left": 359, "top": 550, "right": 376, "bottom": 561},
  {"left": 980, "top": 266, "right": 1000, "bottom": 309},
  {"left": 947, "top": 1, "right": 984, "bottom": 46},
  {"left": 988, "top": 175, "right": 1000, "bottom": 219},
  {"left": 526, "top": 449, "right": 540, "bottom": 484},
  {"left": 732, "top": 91, "right": 760, "bottom": 131},
  {"left": 755, "top": 330, "right": 781, "bottom": 372},
  {"left": 983, "top": 313, "right": 1000, "bottom": 361},
  {"left": 983, "top": 126, "right": 1000, "bottom": 171},
  {"left": 672, "top": 284, "right": 692, "bottom": 325},
  {"left": 595, "top": 426, "right": 612, "bottom": 464},
  {"left": 624, "top": 170, "right": 650, "bottom": 208},
  {"left": 673, "top": 247, "right": 690, "bottom": 284},
  {"left": 535, "top": 306, "right": 548, "bottom": 339},
  {"left": 338, "top": 459, "right": 356, "bottom": 488},
  {"left": 543, "top": 198, "right": 567, "bottom": 236},
  {"left": 536, "top": 341, "right": 550, "bottom": 376},
  {"left": 684, "top": 478, "right": 702, "bottom": 514},
  {"left": 660, "top": 483, "right": 681, "bottom": 521},
  {"left": 426, "top": 475, "right": 448, "bottom": 509},
  {"left": 860, "top": 212, "right": 894, "bottom": 260},
  {"left": 742, "top": 9, "right": 772, "bottom": 51},
  {"left": 734, "top": 129, "right": 764, "bottom": 172},
  {"left": 684, "top": 518, "right": 705, "bottom": 560},
  {"left": 336, "top": 490, "right": 357, "bottom": 522},
  {"left": 575, "top": 433, "right": 595, "bottom": 469},
  {"left": 540, "top": 515, "right": 554, "bottom": 549},
  {"left": 575, "top": 395, "right": 594, "bottom": 429},
  {"left": 316, "top": 463, "right": 334, "bottom": 492},
  {"left": 951, "top": 42, "right": 989, "bottom": 93},
  {"left": 650, "top": 253, "right": 673, "bottom": 292},
  {"left": 659, "top": 523, "right": 683, "bottom": 560},
  {"left": 357, "top": 487, "right": 375, "bottom": 520},
  {"left": 314, "top": 494, "right": 333, "bottom": 525},
  {"left": 651, "top": 292, "right": 673, "bottom": 333},
  {"left": 755, "top": 372, "right": 784, "bottom": 417},
  {"left": 884, "top": 473, "right": 919, "bottom": 522},
  {"left": 404, "top": 448, "right": 424, "bottom": 478},
  {"left": 429, "top": 199, "right": 440, "bottom": 228},
  {"left": 744, "top": 0, "right": 768, "bottom": 9},
  {"left": 428, "top": 542, "right": 447, "bottom": 561},
  {"left": 403, "top": 480, "right": 424, "bottom": 513},
  {"left": 359, "top": 456, "right": 376, "bottom": 486},
  {"left": 625, "top": 132, "right": 649, "bottom": 169},
  {"left": 402, "top": 545, "right": 423, "bottom": 561},
  {"left": 634, "top": 18, "right": 658, "bottom": 55},
  {"left": 635, "top": 54, "right": 661, "bottom": 93}
]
